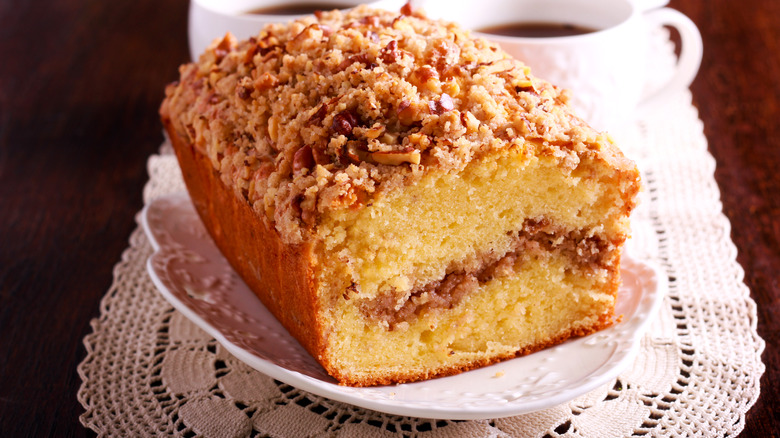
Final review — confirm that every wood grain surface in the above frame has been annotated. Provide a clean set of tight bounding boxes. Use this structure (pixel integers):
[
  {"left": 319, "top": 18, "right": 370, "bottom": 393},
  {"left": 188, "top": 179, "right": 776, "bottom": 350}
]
[{"left": 0, "top": 0, "right": 776, "bottom": 436}]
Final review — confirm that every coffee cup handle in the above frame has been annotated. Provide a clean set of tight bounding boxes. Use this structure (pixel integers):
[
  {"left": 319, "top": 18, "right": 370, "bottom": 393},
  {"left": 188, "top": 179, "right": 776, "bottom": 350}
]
[{"left": 637, "top": 8, "right": 703, "bottom": 114}]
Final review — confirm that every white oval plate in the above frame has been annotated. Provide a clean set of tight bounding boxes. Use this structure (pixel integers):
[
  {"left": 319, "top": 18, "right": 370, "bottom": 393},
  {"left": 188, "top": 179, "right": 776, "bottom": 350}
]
[{"left": 141, "top": 193, "right": 665, "bottom": 420}]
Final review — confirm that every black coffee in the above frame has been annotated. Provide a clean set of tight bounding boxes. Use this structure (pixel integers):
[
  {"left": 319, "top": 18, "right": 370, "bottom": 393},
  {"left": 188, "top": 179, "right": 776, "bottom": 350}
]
[
  {"left": 245, "top": 3, "right": 349, "bottom": 15},
  {"left": 478, "top": 22, "right": 598, "bottom": 38}
]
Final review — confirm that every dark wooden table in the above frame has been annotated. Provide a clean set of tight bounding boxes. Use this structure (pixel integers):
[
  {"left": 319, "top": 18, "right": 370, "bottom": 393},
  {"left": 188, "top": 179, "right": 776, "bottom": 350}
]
[{"left": 0, "top": 0, "right": 776, "bottom": 436}]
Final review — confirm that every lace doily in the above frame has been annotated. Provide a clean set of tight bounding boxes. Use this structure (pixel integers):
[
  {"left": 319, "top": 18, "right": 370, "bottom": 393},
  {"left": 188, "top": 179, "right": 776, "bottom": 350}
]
[{"left": 78, "top": 35, "right": 765, "bottom": 438}]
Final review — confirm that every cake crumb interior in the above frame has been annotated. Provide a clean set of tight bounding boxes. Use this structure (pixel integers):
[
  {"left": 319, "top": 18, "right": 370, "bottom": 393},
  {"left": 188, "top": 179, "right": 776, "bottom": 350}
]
[
  {"left": 317, "top": 146, "right": 630, "bottom": 301},
  {"left": 314, "top": 146, "right": 632, "bottom": 384}
]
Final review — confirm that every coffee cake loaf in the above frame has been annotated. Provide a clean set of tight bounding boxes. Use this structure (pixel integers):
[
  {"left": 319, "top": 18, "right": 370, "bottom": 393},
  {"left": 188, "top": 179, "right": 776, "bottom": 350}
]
[{"left": 159, "top": 5, "right": 641, "bottom": 386}]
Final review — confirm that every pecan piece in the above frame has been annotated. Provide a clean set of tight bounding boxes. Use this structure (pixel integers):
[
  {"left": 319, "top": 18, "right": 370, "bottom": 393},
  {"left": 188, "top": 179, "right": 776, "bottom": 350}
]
[
  {"left": 254, "top": 72, "right": 279, "bottom": 91},
  {"left": 311, "top": 144, "right": 331, "bottom": 165},
  {"left": 319, "top": 24, "right": 333, "bottom": 36},
  {"left": 396, "top": 100, "right": 417, "bottom": 125},
  {"left": 514, "top": 79, "right": 536, "bottom": 94},
  {"left": 243, "top": 41, "right": 258, "bottom": 64},
  {"left": 309, "top": 103, "right": 329, "bottom": 122},
  {"left": 361, "top": 15, "right": 380, "bottom": 27},
  {"left": 413, "top": 65, "right": 441, "bottom": 93},
  {"left": 429, "top": 93, "right": 454, "bottom": 115},
  {"left": 237, "top": 85, "right": 252, "bottom": 100},
  {"left": 213, "top": 35, "right": 233, "bottom": 61},
  {"left": 380, "top": 40, "right": 402, "bottom": 64},
  {"left": 364, "top": 124, "right": 384, "bottom": 139},
  {"left": 293, "top": 145, "right": 315, "bottom": 175},
  {"left": 286, "top": 24, "right": 324, "bottom": 52},
  {"left": 366, "top": 30, "right": 380, "bottom": 44},
  {"left": 414, "top": 65, "right": 439, "bottom": 83},
  {"left": 333, "top": 140, "right": 367, "bottom": 166},
  {"left": 337, "top": 53, "right": 376, "bottom": 71},
  {"left": 236, "top": 76, "right": 253, "bottom": 100},
  {"left": 256, "top": 35, "right": 279, "bottom": 56},
  {"left": 371, "top": 148, "right": 421, "bottom": 166},
  {"left": 332, "top": 111, "right": 358, "bottom": 136},
  {"left": 345, "top": 143, "right": 363, "bottom": 164}
]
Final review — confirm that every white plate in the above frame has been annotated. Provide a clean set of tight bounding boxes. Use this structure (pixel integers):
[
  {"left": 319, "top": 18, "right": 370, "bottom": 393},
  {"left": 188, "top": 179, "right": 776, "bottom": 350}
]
[{"left": 141, "top": 193, "right": 666, "bottom": 420}]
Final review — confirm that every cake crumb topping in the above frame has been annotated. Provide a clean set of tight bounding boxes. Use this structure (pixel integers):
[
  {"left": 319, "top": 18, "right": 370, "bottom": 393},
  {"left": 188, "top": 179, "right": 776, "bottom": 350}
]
[{"left": 162, "top": 5, "right": 618, "bottom": 243}]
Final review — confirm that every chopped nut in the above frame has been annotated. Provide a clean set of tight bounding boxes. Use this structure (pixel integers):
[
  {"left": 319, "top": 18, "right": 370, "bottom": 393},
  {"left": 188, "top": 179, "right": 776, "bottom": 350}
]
[
  {"left": 309, "top": 103, "right": 329, "bottom": 122},
  {"left": 311, "top": 144, "right": 331, "bottom": 165},
  {"left": 461, "top": 111, "right": 480, "bottom": 133},
  {"left": 319, "top": 24, "right": 333, "bottom": 37},
  {"left": 380, "top": 132, "right": 398, "bottom": 145},
  {"left": 512, "top": 114, "right": 531, "bottom": 135},
  {"left": 514, "top": 78, "right": 536, "bottom": 94},
  {"left": 332, "top": 111, "right": 358, "bottom": 136},
  {"left": 414, "top": 65, "right": 438, "bottom": 82},
  {"left": 371, "top": 148, "right": 421, "bottom": 165},
  {"left": 361, "top": 15, "right": 380, "bottom": 27},
  {"left": 396, "top": 100, "right": 417, "bottom": 125},
  {"left": 407, "top": 133, "right": 431, "bottom": 149},
  {"left": 293, "top": 145, "right": 315, "bottom": 174},
  {"left": 380, "top": 40, "right": 401, "bottom": 64},
  {"left": 344, "top": 141, "right": 368, "bottom": 164},
  {"left": 208, "top": 71, "right": 224, "bottom": 88},
  {"left": 364, "top": 124, "right": 384, "bottom": 139},
  {"left": 334, "top": 140, "right": 366, "bottom": 167},
  {"left": 267, "top": 115, "right": 279, "bottom": 142},
  {"left": 254, "top": 72, "right": 279, "bottom": 91},
  {"left": 236, "top": 77, "right": 253, "bottom": 100},
  {"left": 440, "top": 65, "right": 463, "bottom": 81},
  {"left": 365, "top": 30, "right": 380, "bottom": 44},
  {"left": 237, "top": 86, "right": 251, "bottom": 100},
  {"left": 338, "top": 53, "right": 376, "bottom": 71},
  {"left": 243, "top": 43, "right": 258, "bottom": 64},
  {"left": 213, "top": 34, "right": 233, "bottom": 61},
  {"left": 286, "top": 24, "right": 324, "bottom": 52},
  {"left": 412, "top": 66, "right": 441, "bottom": 93},
  {"left": 477, "top": 58, "right": 515, "bottom": 75},
  {"left": 256, "top": 35, "right": 281, "bottom": 56},
  {"left": 429, "top": 93, "right": 454, "bottom": 115},
  {"left": 431, "top": 39, "right": 460, "bottom": 72},
  {"left": 442, "top": 80, "right": 460, "bottom": 97}
]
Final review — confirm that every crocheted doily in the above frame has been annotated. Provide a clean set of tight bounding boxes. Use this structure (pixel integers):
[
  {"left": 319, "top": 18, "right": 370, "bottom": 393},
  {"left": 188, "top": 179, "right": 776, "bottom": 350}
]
[{"left": 78, "top": 37, "right": 765, "bottom": 438}]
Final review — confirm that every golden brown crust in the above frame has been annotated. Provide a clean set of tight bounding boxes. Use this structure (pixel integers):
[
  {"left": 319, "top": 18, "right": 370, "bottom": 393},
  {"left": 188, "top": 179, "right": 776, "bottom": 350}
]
[{"left": 162, "top": 112, "right": 328, "bottom": 363}]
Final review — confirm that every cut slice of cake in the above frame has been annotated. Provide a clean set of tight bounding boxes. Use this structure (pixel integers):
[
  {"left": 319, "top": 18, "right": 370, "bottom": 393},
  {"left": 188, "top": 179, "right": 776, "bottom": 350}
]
[{"left": 160, "top": 5, "right": 641, "bottom": 386}]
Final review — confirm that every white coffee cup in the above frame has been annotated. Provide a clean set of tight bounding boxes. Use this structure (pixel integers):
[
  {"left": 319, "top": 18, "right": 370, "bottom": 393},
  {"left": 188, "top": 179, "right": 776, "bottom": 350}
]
[{"left": 405, "top": 0, "right": 703, "bottom": 131}]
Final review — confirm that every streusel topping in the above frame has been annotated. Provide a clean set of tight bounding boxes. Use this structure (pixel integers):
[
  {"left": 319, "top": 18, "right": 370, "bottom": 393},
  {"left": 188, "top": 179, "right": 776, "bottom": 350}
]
[{"left": 162, "top": 5, "right": 617, "bottom": 243}]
